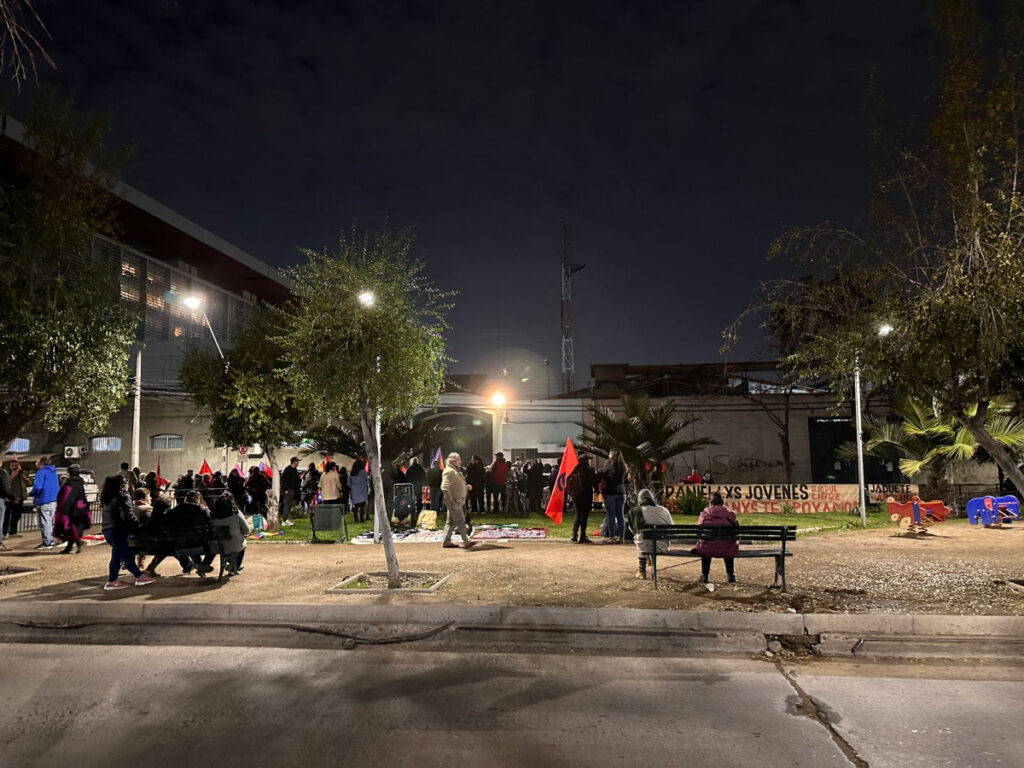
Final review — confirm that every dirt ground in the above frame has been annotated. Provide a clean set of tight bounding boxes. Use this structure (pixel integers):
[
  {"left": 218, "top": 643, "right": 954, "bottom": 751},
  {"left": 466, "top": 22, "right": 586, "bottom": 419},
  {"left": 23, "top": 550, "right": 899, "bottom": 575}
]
[{"left": 1, "top": 522, "right": 1022, "bottom": 614}]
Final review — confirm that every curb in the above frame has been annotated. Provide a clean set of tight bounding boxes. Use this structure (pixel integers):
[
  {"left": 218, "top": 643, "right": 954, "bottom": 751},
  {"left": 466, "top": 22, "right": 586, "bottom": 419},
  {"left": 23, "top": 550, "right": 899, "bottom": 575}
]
[{"left": 1, "top": 601, "right": 1022, "bottom": 659}]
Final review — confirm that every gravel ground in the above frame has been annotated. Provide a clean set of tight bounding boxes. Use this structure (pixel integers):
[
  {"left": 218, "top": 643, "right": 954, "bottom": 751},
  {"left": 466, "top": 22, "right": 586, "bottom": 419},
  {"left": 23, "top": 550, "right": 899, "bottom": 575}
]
[{"left": 0, "top": 522, "right": 1021, "bottom": 614}]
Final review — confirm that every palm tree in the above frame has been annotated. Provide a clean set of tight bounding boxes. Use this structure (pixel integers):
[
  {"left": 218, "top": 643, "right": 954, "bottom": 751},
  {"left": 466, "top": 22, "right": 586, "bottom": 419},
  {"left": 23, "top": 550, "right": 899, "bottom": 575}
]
[
  {"left": 837, "top": 395, "right": 1024, "bottom": 496},
  {"left": 575, "top": 393, "right": 716, "bottom": 491}
]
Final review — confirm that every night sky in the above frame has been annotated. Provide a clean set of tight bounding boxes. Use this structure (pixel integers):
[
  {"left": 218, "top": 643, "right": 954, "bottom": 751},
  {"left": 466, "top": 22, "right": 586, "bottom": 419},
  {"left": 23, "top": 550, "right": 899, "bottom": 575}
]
[{"left": 16, "top": 0, "right": 934, "bottom": 394}]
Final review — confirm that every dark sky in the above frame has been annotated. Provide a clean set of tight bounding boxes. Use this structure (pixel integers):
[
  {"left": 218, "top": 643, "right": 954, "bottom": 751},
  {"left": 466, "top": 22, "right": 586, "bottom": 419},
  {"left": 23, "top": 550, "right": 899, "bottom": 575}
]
[{"left": 19, "top": 0, "right": 934, "bottom": 395}]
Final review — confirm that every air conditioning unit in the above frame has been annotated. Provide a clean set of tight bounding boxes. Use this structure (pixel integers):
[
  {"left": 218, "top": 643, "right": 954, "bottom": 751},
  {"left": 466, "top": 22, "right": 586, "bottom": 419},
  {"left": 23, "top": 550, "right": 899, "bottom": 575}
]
[{"left": 64, "top": 446, "right": 82, "bottom": 459}]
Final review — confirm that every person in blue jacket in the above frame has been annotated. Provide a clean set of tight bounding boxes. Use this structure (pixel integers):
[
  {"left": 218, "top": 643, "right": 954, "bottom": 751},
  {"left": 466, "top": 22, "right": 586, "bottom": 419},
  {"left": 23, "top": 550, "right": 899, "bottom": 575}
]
[{"left": 29, "top": 457, "right": 60, "bottom": 549}]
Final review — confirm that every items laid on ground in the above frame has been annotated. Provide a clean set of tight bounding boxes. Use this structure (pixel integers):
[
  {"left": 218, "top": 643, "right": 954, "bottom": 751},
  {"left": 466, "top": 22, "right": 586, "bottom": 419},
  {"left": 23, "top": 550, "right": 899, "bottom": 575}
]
[
  {"left": 966, "top": 495, "right": 1020, "bottom": 528},
  {"left": 351, "top": 524, "right": 549, "bottom": 545}
]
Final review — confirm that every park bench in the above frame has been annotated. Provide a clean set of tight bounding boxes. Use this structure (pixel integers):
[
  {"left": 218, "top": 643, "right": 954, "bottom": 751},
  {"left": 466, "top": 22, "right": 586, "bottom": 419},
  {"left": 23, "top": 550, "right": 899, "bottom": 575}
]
[
  {"left": 308, "top": 504, "right": 349, "bottom": 543},
  {"left": 641, "top": 524, "right": 797, "bottom": 592},
  {"left": 130, "top": 524, "right": 231, "bottom": 582}
]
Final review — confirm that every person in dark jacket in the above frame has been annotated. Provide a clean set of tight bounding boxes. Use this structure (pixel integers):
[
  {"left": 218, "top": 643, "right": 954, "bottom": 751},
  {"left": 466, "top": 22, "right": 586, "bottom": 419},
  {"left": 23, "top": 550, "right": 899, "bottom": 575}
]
[
  {"left": 464, "top": 455, "right": 486, "bottom": 517},
  {"left": 279, "top": 456, "right": 301, "bottom": 527},
  {"left": 690, "top": 492, "right": 740, "bottom": 583},
  {"left": 54, "top": 464, "right": 90, "bottom": 554},
  {"left": 404, "top": 457, "right": 427, "bottom": 514},
  {"left": 167, "top": 491, "right": 213, "bottom": 576},
  {"left": 599, "top": 450, "right": 628, "bottom": 544},
  {"left": 227, "top": 468, "right": 247, "bottom": 509},
  {"left": 0, "top": 464, "right": 11, "bottom": 551},
  {"left": 3, "top": 460, "right": 30, "bottom": 540},
  {"left": 245, "top": 467, "right": 270, "bottom": 520},
  {"left": 525, "top": 460, "right": 545, "bottom": 513},
  {"left": 100, "top": 475, "right": 154, "bottom": 590},
  {"left": 567, "top": 455, "right": 598, "bottom": 543},
  {"left": 425, "top": 461, "right": 445, "bottom": 514}
]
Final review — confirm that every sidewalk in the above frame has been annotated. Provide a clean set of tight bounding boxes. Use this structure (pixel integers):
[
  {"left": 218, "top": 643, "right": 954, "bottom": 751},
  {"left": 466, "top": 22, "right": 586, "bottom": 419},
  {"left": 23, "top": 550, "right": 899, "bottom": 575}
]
[{"left": 2, "top": 524, "right": 1023, "bottom": 659}]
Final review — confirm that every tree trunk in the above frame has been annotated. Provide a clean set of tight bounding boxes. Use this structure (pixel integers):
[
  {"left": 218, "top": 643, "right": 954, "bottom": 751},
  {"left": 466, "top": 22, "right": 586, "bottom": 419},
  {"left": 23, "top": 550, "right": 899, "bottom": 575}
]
[
  {"left": 780, "top": 432, "right": 792, "bottom": 484},
  {"left": 957, "top": 415, "right": 1024, "bottom": 500},
  {"left": 360, "top": 400, "right": 401, "bottom": 588},
  {"left": 265, "top": 445, "right": 281, "bottom": 531},
  {"left": 0, "top": 407, "right": 42, "bottom": 458}
]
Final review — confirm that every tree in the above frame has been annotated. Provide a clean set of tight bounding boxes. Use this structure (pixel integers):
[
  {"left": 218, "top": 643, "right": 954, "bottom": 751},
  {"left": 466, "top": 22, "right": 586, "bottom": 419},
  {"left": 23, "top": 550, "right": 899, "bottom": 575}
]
[
  {"left": 837, "top": 395, "right": 1024, "bottom": 496},
  {"left": 0, "top": 0, "right": 54, "bottom": 90},
  {"left": 280, "top": 225, "right": 452, "bottom": 588},
  {"left": 729, "top": 0, "right": 1024, "bottom": 496},
  {"left": 307, "top": 418, "right": 453, "bottom": 464},
  {"left": 0, "top": 91, "right": 136, "bottom": 451},
  {"left": 575, "top": 393, "right": 716, "bottom": 491},
  {"left": 179, "top": 307, "right": 304, "bottom": 528}
]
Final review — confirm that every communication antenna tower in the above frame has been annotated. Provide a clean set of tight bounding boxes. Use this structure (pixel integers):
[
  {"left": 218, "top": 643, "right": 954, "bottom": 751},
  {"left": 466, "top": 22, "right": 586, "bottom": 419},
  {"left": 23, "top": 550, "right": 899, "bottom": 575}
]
[{"left": 560, "top": 222, "right": 585, "bottom": 394}]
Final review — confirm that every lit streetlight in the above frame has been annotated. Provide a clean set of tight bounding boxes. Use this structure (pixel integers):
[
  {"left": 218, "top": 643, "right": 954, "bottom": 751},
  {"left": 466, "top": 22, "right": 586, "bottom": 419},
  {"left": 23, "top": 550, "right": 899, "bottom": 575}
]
[
  {"left": 854, "top": 323, "right": 893, "bottom": 527},
  {"left": 357, "top": 290, "right": 375, "bottom": 307}
]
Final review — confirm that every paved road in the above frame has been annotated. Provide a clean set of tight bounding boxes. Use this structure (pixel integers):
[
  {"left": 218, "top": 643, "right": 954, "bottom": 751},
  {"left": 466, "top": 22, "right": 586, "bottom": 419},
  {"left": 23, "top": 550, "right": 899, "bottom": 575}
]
[{"left": 3, "top": 643, "right": 1021, "bottom": 767}]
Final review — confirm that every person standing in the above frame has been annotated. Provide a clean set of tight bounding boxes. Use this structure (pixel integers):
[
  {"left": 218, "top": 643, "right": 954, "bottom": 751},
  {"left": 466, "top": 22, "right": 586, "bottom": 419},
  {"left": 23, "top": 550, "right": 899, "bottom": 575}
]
[
  {"left": 629, "top": 488, "right": 674, "bottom": 579},
  {"left": 4, "top": 460, "right": 30, "bottom": 539},
  {"left": 691, "top": 491, "right": 739, "bottom": 584},
  {"left": 464, "top": 455, "right": 486, "bottom": 517},
  {"left": 685, "top": 468, "right": 703, "bottom": 484},
  {"left": 118, "top": 462, "right": 138, "bottom": 492},
  {"left": 279, "top": 456, "right": 301, "bottom": 527},
  {"left": 488, "top": 452, "right": 510, "bottom": 513},
  {"left": 404, "top": 457, "right": 427, "bottom": 515},
  {"left": 100, "top": 475, "right": 155, "bottom": 590},
  {"left": 440, "top": 452, "right": 475, "bottom": 549},
  {"left": 0, "top": 463, "right": 10, "bottom": 551},
  {"left": 319, "top": 462, "right": 342, "bottom": 506},
  {"left": 567, "top": 455, "right": 598, "bottom": 543},
  {"left": 29, "top": 457, "right": 60, "bottom": 550},
  {"left": 525, "top": 459, "right": 545, "bottom": 513},
  {"left": 425, "top": 460, "right": 444, "bottom": 513},
  {"left": 54, "top": 464, "right": 90, "bottom": 554},
  {"left": 227, "top": 468, "right": 247, "bottom": 510},
  {"left": 349, "top": 459, "right": 370, "bottom": 523},
  {"left": 599, "top": 449, "right": 627, "bottom": 544}
]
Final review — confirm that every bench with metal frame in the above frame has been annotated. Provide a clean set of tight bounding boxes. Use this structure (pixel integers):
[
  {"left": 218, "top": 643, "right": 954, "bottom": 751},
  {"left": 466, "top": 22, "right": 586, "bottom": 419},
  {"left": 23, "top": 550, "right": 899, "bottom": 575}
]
[
  {"left": 641, "top": 524, "right": 797, "bottom": 592},
  {"left": 130, "top": 524, "right": 230, "bottom": 582}
]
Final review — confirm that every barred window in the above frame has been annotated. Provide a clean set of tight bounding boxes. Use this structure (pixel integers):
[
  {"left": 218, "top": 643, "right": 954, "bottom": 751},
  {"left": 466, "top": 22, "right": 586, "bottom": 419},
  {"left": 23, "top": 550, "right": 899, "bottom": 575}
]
[
  {"left": 150, "top": 434, "right": 183, "bottom": 451},
  {"left": 90, "top": 436, "right": 122, "bottom": 452},
  {"left": 7, "top": 437, "right": 29, "bottom": 453}
]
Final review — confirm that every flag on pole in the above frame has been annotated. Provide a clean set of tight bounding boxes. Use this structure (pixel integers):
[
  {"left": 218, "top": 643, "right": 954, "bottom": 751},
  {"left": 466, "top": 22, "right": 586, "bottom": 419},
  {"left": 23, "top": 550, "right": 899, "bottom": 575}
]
[
  {"left": 432, "top": 446, "right": 445, "bottom": 470},
  {"left": 545, "top": 437, "right": 579, "bottom": 526},
  {"left": 157, "top": 456, "right": 169, "bottom": 489},
  {"left": 233, "top": 463, "right": 244, "bottom": 477},
  {"left": 259, "top": 461, "right": 273, "bottom": 479},
  {"left": 199, "top": 459, "right": 213, "bottom": 476}
]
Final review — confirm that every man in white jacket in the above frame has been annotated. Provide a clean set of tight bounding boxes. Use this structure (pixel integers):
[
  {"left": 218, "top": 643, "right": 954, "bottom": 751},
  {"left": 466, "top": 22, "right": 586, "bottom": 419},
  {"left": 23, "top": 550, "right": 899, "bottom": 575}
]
[{"left": 440, "top": 453, "right": 476, "bottom": 549}]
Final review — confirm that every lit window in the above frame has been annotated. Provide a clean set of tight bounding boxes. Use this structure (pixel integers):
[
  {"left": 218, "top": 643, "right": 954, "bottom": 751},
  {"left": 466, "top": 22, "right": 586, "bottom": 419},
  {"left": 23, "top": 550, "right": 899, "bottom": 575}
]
[
  {"left": 150, "top": 434, "right": 183, "bottom": 451},
  {"left": 7, "top": 437, "right": 29, "bottom": 453},
  {"left": 90, "top": 436, "right": 122, "bottom": 452}
]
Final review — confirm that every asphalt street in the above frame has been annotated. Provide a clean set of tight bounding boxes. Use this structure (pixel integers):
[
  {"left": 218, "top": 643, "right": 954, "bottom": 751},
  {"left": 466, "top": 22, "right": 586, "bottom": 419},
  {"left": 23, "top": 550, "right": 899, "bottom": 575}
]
[{"left": 2, "top": 642, "right": 1021, "bottom": 768}]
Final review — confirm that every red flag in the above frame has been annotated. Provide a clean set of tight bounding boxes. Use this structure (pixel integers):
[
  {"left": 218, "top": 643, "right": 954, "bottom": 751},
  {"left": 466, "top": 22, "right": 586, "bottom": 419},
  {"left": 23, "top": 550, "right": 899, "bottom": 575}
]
[
  {"left": 199, "top": 459, "right": 213, "bottom": 476},
  {"left": 545, "top": 437, "right": 579, "bottom": 526},
  {"left": 157, "top": 456, "right": 169, "bottom": 489},
  {"left": 259, "top": 461, "right": 273, "bottom": 479}
]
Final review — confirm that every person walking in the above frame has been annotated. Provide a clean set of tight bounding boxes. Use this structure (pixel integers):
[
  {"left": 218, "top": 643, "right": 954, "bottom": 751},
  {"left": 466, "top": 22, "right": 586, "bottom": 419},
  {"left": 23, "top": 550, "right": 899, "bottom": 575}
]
[
  {"left": 567, "top": 455, "right": 598, "bottom": 543},
  {"left": 100, "top": 475, "right": 155, "bottom": 590},
  {"left": 279, "top": 456, "right": 301, "bottom": 527},
  {"left": 440, "top": 452, "right": 475, "bottom": 549},
  {"left": 54, "top": 464, "right": 90, "bottom": 554},
  {"left": 599, "top": 449, "right": 627, "bottom": 544},
  {"left": 691, "top": 491, "right": 739, "bottom": 584},
  {"left": 629, "top": 488, "right": 674, "bottom": 579},
  {"left": 29, "top": 457, "right": 60, "bottom": 550}
]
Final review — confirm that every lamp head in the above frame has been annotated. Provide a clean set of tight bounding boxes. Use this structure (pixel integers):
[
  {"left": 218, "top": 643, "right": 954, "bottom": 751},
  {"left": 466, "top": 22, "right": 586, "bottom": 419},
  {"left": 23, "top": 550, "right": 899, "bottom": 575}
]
[{"left": 182, "top": 295, "right": 202, "bottom": 310}]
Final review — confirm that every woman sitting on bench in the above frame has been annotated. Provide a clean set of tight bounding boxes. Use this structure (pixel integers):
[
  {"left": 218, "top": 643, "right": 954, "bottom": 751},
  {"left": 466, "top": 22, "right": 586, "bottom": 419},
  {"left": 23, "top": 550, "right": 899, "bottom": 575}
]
[{"left": 691, "top": 492, "right": 739, "bottom": 584}]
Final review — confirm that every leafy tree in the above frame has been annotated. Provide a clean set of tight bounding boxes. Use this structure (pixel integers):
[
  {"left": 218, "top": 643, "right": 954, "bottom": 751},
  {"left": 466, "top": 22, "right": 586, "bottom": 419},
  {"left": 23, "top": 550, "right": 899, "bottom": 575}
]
[
  {"left": 179, "top": 307, "right": 304, "bottom": 527},
  {"left": 280, "top": 225, "right": 452, "bottom": 588},
  {"left": 575, "top": 393, "right": 716, "bottom": 490},
  {"left": 837, "top": 395, "right": 1024, "bottom": 496},
  {"left": 0, "top": 91, "right": 136, "bottom": 451},
  {"left": 307, "top": 418, "right": 453, "bottom": 464},
  {"left": 729, "top": 0, "right": 1024, "bottom": 495}
]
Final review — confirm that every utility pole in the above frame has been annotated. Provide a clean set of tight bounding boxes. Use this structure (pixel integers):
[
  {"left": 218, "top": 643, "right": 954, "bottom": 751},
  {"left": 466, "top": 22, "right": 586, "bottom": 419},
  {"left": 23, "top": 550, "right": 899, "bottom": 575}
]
[{"left": 560, "top": 222, "right": 585, "bottom": 394}]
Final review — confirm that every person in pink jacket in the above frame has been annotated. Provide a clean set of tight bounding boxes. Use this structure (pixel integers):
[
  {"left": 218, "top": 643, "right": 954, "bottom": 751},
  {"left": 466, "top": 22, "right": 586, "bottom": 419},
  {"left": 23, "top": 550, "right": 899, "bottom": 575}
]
[{"left": 691, "top": 492, "right": 739, "bottom": 584}]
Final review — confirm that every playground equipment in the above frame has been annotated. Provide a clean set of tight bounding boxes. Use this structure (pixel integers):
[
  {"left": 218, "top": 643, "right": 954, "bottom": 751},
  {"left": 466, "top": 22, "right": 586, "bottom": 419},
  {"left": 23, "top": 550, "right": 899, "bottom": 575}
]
[
  {"left": 888, "top": 495, "right": 951, "bottom": 534},
  {"left": 966, "top": 495, "right": 1020, "bottom": 528}
]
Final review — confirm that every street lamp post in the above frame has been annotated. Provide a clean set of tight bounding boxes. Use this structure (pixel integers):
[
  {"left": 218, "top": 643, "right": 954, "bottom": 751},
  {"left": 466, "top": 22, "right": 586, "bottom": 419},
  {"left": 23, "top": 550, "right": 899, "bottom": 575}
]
[
  {"left": 184, "top": 295, "right": 229, "bottom": 473},
  {"left": 854, "top": 323, "right": 894, "bottom": 527}
]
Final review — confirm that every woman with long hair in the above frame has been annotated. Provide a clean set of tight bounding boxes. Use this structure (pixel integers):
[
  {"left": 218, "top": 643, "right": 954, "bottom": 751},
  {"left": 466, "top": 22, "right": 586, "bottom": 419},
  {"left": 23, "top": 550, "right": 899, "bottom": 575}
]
[
  {"left": 600, "top": 449, "right": 628, "bottom": 544},
  {"left": 349, "top": 459, "right": 369, "bottom": 523},
  {"left": 100, "top": 475, "right": 154, "bottom": 590}
]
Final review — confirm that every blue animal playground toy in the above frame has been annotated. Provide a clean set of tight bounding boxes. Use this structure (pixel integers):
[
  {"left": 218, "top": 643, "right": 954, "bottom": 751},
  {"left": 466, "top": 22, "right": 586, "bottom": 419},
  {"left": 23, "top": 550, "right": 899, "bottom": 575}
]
[{"left": 966, "top": 495, "right": 1020, "bottom": 527}]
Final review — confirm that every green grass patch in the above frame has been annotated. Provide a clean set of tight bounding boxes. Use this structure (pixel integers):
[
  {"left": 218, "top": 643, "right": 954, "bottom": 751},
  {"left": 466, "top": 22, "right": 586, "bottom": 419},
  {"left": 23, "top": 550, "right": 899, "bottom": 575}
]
[{"left": 252, "top": 506, "right": 905, "bottom": 543}]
